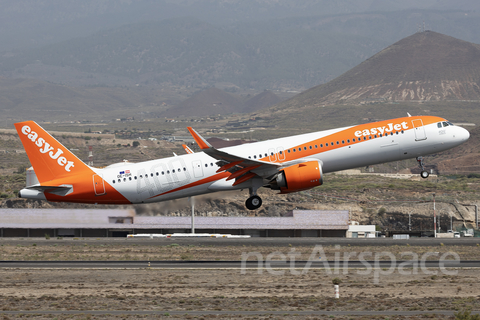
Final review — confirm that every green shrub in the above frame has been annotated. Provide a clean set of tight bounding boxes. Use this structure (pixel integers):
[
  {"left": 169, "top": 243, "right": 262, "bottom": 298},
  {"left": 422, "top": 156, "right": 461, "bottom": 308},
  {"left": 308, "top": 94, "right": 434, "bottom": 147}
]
[{"left": 455, "top": 308, "right": 480, "bottom": 320}]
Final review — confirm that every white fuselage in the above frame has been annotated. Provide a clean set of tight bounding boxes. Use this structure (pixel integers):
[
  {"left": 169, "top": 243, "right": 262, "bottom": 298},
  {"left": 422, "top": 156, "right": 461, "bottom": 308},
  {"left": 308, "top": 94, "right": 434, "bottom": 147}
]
[{"left": 96, "top": 118, "right": 469, "bottom": 204}]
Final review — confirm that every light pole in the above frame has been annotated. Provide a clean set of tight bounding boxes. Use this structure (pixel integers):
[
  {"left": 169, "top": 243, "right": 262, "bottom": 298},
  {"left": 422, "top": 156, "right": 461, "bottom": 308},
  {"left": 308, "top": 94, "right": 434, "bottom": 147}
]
[
  {"left": 189, "top": 197, "right": 195, "bottom": 234},
  {"left": 433, "top": 193, "right": 436, "bottom": 238}
]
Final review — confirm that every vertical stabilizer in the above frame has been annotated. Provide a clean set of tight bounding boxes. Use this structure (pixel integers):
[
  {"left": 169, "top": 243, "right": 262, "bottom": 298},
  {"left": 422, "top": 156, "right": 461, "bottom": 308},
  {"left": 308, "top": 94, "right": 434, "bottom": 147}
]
[{"left": 15, "top": 121, "right": 92, "bottom": 184}]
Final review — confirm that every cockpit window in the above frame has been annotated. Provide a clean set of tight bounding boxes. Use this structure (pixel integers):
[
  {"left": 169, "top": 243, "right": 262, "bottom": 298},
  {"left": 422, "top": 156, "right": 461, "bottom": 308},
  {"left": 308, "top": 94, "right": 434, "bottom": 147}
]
[
  {"left": 437, "top": 123, "right": 442, "bottom": 128},
  {"left": 442, "top": 122, "right": 449, "bottom": 127},
  {"left": 447, "top": 121, "right": 454, "bottom": 126}
]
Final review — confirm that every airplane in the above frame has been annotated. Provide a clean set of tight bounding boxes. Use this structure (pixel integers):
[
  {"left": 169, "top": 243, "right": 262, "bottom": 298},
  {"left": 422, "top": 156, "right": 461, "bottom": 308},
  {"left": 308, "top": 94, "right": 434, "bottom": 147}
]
[{"left": 15, "top": 115, "right": 469, "bottom": 210}]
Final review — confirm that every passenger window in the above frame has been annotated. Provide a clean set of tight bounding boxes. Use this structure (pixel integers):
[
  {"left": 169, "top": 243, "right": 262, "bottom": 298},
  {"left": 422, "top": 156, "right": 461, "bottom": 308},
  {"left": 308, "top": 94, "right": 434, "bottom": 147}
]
[
  {"left": 151, "top": 173, "right": 153, "bottom": 177},
  {"left": 293, "top": 149, "right": 296, "bottom": 152},
  {"left": 112, "top": 180, "right": 115, "bottom": 184},
  {"left": 336, "top": 141, "right": 339, "bottom": 145},
  {"left": 172, "top": 169, "right": 175, "bottom": 173},
  {"left": 374, "top": 135, "right": 377, "bottom": 138},
  {"left": 254, "top": 155, "right": 257, "bottom": 158},
  {"left": 342, "top": 141, "right": 345, "bottom": 144},
  {"left": 129, "top": 177, "right": 132, "bottom": 181},
  {"left": 309, "top": 146, "right": 312, "bottom": 149},
  {"left": 325, "top": 143, "right": 328, "bottom": 146},
  {"left": 347, "top": 139, "right": 350, "bottom": 143},
  {"left": 162, "top": 171, "right": 164, "bottom": 175},
  {"left": 156, "top": 172, "right": 159, "bottom": 176},
  {"left": 123, "top": 178, "right": 126, "bottom": 182},
  {"left": 320, "top": 144, "right": 323, "bottom": 147},
  {"left": 315, "top": 145, "right": 317, "bottom": 148},
  {"left": 352, "top": 139, "right": 355, "bottom": 142},
  {"left": 118, "top": 179, "right": 121, "bottom": 183},
  {"left": 264, "top": 153, "right": 267, "bottom": 157},
  {"left": 303, "top": 147, "right": 307, "bottom": 151},
  {"left": 205, "top": 164, "right": 208, "bottom": 167},
  {"left": 134, "top": 176, "right": 137, "bottom": 180},
  {"left": 184, "top": 168, "right": 187, "bottom": 171}
]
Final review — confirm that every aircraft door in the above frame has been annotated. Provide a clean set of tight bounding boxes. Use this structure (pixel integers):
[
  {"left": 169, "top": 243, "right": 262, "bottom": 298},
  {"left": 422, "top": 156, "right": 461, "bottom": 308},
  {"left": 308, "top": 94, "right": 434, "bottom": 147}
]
[
  {"left": 412, "top": 119, "right": 427, "bottom": 141},
  {"left": 93, "top": 174, "right": 106, "bottom": 196},
  {"left": 192, "top": 160, "right": 204, "bottom": 178}
]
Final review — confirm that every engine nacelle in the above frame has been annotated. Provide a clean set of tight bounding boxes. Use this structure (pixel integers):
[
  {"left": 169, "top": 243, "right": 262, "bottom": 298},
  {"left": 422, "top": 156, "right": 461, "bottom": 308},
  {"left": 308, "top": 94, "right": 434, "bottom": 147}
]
[{"left": 271, "top": 160, "right": 323, "bottom": 194}]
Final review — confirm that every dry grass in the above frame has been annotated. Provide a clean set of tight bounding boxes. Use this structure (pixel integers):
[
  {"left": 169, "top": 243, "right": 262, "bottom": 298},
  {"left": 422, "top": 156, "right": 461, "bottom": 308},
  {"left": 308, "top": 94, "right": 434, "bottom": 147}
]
[{"left": 1, "top": 241, "right": 479, "bottom": 261}]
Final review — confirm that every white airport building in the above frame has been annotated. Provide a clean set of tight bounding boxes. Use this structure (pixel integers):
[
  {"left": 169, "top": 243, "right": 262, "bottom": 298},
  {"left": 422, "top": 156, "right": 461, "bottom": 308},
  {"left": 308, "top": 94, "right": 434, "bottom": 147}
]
[{"left": 0, "top": 209, "right": 350, "bottom": 238}]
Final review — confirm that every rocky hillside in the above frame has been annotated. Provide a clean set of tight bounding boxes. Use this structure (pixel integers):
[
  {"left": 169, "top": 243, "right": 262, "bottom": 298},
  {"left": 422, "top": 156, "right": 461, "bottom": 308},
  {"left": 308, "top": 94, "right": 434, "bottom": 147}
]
[
  {"left": 3, "top": 172, "right": 479, "bottom": 232},
  {"left": 279, "top": 31, "right": 480, "bottom": 107}
]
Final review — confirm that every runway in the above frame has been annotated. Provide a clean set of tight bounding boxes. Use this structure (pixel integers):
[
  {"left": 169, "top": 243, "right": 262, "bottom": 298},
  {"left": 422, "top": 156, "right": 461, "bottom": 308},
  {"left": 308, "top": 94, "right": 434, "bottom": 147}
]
[{"left": 0, "top": 259, "right": 476, "bottom": 268}]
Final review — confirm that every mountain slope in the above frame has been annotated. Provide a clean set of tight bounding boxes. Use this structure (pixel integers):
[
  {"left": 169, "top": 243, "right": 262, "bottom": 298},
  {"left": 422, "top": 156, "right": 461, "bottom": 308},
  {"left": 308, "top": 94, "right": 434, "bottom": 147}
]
[
  {"left": 0, "top": 77, "right": 177, "bottom": 121},
  {"left": 162, "top": 88, "right": 282, "bottom": 117},
  {"left": 161, "top": 87, "right": 244, "bottom": 117},
  {"left": 243, "top": 90, "right": 282, "bottom": 114},
  {"left": 279, "top": 31, "right": 480, "bottom": 108}
]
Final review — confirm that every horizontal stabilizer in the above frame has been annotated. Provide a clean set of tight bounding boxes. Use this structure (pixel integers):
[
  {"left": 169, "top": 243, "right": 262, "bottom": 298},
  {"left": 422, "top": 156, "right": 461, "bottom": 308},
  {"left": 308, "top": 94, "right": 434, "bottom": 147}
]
[{"left": 22, "top": 184, "right": 73, "bottom": 197}]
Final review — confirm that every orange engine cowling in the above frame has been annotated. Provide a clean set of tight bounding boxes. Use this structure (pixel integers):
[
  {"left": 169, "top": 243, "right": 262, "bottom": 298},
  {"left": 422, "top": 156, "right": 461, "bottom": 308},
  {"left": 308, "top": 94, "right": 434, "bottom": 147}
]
[{"left": 271, "top": 160, "right": 323, "bottom": 194}]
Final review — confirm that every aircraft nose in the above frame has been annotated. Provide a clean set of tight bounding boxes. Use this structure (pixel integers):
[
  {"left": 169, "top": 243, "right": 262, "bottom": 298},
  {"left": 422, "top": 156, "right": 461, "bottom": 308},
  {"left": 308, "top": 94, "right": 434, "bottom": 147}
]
[{"left": 459, "top": 127, "right": 470, "bottom": 142}]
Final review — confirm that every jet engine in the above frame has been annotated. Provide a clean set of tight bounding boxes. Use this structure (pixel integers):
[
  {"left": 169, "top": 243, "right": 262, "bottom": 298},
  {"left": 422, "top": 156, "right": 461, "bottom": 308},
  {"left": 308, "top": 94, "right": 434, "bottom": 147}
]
[{"left": 270, "top": 160, "right": 323, "bottom": 194}]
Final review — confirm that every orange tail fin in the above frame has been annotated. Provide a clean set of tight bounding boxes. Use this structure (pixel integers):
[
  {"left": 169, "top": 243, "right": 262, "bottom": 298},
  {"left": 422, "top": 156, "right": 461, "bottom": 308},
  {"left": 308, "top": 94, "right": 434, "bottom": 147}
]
[{"left": 15, "top": 121, "right": 92, "bottom": 184}]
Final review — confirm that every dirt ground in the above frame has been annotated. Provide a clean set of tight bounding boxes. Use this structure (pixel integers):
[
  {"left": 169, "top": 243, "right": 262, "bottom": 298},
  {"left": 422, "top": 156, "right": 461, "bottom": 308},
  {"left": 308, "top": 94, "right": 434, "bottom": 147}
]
[
  {"left": 1, "top": 240, "right": 480, "bottom": 261},
  {"left": 0, "top": 241, "right": 480, "bottom": 319},
  {"left": 0, "top": 268, "right": 479, "bottom": 319}
]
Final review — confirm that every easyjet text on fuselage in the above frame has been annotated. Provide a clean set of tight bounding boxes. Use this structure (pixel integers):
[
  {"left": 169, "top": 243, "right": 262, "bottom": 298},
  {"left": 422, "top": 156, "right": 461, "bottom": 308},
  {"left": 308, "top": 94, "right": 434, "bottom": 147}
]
[{"left": 354, "top": 121, "right": 409, "bottom": 138}]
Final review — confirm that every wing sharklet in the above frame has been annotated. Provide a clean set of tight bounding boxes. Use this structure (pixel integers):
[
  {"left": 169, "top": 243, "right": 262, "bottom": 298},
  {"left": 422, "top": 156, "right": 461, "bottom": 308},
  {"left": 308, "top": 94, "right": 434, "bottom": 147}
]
[{"left": 187, "top": 127, "right": 212, "bottom": 150}]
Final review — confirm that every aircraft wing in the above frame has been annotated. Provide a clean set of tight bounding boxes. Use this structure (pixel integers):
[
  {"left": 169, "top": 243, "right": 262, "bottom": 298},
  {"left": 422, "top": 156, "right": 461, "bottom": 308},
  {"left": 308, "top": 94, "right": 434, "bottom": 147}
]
[{"left": 187, "top": 127, "right": 281, "bottom": 185}]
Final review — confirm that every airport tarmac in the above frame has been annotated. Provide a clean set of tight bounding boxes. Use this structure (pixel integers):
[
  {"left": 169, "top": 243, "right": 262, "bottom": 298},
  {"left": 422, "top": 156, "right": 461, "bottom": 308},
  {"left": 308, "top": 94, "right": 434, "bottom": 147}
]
[{"left": 1, "top": 237, "right": 479, "bottom": 319}]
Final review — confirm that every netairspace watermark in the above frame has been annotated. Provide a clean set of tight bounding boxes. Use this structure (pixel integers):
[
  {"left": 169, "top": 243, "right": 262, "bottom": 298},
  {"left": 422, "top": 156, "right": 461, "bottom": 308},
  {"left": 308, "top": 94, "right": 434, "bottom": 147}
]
[{"left": 241, "top": 245, "right": 460, "bottom": 284}]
